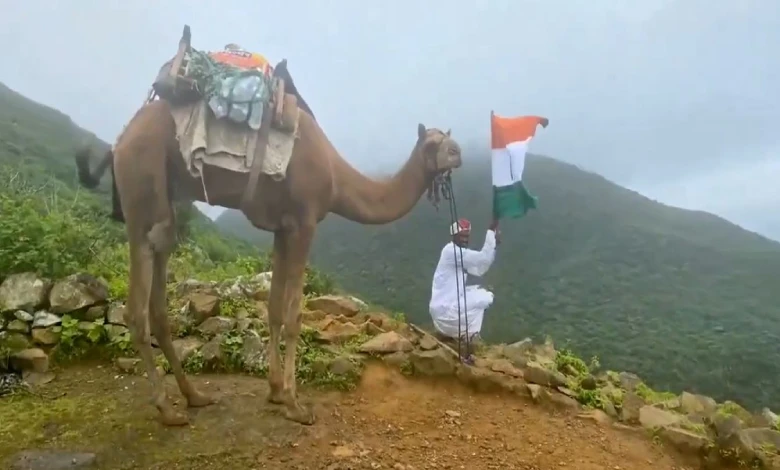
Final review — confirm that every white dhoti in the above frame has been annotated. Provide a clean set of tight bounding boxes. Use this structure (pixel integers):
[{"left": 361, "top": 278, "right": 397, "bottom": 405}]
[
  {"left": 430, "top": 286, "right": 494, "bottom": 339},
  {"left": 429, "top": 229, "right": 497, "bottom": 340}
]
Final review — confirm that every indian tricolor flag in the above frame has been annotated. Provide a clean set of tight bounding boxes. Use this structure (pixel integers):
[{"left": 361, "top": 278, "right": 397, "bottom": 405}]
[{"left": 490, "top": 112, "right": 549, "bottom": 220}]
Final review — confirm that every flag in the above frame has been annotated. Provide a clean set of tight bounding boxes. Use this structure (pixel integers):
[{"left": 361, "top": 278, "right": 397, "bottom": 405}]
[{"left": 490, "top": 112, "right": 548, "bottom": 220}]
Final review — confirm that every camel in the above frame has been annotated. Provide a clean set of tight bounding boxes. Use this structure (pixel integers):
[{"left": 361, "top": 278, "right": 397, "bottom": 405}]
[{"left": 74, "top": 93, "right": 462, "bottom": 426}]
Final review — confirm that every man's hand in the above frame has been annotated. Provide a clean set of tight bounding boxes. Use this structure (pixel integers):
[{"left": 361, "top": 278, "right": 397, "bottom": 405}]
[{"left": 489, "top": 218, "right": 499, "bottom": 231}]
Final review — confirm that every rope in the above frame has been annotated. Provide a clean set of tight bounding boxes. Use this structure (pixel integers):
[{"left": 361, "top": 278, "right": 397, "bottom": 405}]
[{"left": 441, "top": 175, "right": 471, "bottom": 363}]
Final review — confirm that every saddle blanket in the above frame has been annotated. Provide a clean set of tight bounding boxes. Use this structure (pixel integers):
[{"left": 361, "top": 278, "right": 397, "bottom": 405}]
[{"left": 170, "top": 99, "right": 299, "bottom": 184}]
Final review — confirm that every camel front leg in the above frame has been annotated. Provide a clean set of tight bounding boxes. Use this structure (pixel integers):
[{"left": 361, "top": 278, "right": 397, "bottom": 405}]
[{"left": 279, "top": 223, "right": 315, "bottom": 425}]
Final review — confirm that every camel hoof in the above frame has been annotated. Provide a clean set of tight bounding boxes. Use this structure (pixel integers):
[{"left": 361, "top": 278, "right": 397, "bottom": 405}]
[
  {"left": 267, "top": 388, "right": 285, "bottom": 405},
  {"left": 159, "top": 408, "right": 190, "bottom": 427},
  {"left": 284, "top": 403, "right": 316, "bottom": 425},
  {"left": 187, "top": 390, "right": 218, "bottom": 408}
]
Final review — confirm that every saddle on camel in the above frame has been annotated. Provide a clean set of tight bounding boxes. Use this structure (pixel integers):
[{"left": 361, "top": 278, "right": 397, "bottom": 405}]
[{"left": 75, "top": 25, "right": 463, "bottom": 427}]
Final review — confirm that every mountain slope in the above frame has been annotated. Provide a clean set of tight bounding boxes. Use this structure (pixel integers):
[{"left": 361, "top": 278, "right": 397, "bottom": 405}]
[{"left": 217, "top": 154, "right": 780, "bottom": 410}]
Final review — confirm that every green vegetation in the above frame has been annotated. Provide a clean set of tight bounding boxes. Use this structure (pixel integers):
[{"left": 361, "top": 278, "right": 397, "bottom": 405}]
[{"left": 217, "top": 133, "right": 780, "bottom": 411}]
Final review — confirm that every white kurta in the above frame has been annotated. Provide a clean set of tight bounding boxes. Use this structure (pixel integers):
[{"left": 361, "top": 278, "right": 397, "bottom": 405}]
[{"left": 429, "top": 230, "right": 497, "bottom": 339}]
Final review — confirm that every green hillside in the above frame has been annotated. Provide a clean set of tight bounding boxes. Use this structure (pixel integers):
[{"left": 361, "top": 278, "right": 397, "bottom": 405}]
[{"left": 216, "top": 152, "right": 780, "bottom": 410}]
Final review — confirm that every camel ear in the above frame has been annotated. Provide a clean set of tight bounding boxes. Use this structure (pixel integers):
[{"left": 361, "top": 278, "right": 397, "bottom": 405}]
[
  {"left": 445, "top": 129, "right": 451, "bottom": 137},
  {"left": 417, "top": 123, "right": 427, "bottom": 141}
]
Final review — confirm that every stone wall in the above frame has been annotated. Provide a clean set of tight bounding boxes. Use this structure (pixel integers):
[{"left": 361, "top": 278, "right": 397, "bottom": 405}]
[{"left": 1, "top": 270, "right": 780, "bottom": 469}]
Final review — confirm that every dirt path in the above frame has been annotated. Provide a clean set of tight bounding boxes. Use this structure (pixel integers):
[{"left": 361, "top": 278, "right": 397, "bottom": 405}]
[{"left": 1, "top": 362, "right": 695, "bottom": 469}]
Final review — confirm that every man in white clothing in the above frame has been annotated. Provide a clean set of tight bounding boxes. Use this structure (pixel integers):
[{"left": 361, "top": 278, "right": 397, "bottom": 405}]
[{"left": 429, "top": 218, "right": 500, "bottom": 362}]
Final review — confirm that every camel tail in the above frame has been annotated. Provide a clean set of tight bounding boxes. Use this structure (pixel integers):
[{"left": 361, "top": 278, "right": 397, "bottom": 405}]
[
  {"left": 75, "top": 147, "right": 113, "bottom": 189},
  {"left": 74, "top": 147, "right": 125, "bottom": 223}
]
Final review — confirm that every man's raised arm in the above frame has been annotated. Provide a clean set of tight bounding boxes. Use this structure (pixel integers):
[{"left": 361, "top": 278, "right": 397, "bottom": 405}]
[{"left": 460, "top": 228, "right": 497, "bottom": 277}]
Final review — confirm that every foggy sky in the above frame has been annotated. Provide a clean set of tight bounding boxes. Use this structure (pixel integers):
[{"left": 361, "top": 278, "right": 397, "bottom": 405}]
[{"left": 2, "top": 1, "right": 778, "bottom": 239}]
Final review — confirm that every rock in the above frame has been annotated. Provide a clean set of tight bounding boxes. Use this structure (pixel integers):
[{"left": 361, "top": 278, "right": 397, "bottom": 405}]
[
  {"left": 253, "top": 301, "right": 269, "bottom": 320},
  {"left": 329, "top": 355, "right": 360, "bottom": 376},
  {"left": 80, "top": 305, "right": 107, "bottom": 322},
  {"left": 6, "top": 319, "right": 30, "bottom": 334},
  {"left": 409, "top": 348, "right": 458, "bottom": 376},
  {"left": 418, "top": 334, "right": 438, "bottom": 351},
  {"left": 717, "top": 401, "right": 753, "bottom": 423},
  {"left": 660, "top": 427, "right": 712, "bottom": 453},
  {"left": 10, "top": 348, "right": 49, "bottom": 373},
  {"left": 31, "top": 327, "right": 61, "bottom": 345},
  {"left": 618, "top": 372, "right": 642, "bottom": 392},
  {"left": 1, "top": 332, "right": 32, "bottom": 352},
  {"left": 48, "top": 273, "right": 108, "bottom": 314},
  {"left": 197, "top": 316, "right": 235, "bottom": 337},
  {"left": 187, "top": 292, "right": 221, "bottom": 323},
  {"left": 501, "top": 338, "right": 533, "bottom": 367},
  {"left": 753, "top": 408, "right": 780, "bottom": 428},
  {"left": 638, "top": 405, "right": 682, "bottom": 429},
  {"left": 14, "top": 310, "right": 34, "bottom": 322},
  {"left": 240, "top": 334, "right": 267, "bottom": 372},
  {"left": 523, "top": 361, "right": 567, "bottom": 387},
  {"left": 23, "top": 370, "right": 56, "bottom": 386},
  {"left": 104, "top": 324, "right": 128, "bottom": 341},
  {"left": 712, "top": 412, "right": 743, "bottom": 444},
  {"left": 532, "top": 338, "right": 557, "bottom": 366},
  {"left": 487, "top": 358, "right": 524, "bottom": 378},
  {"left": 302, "top": 310, "right": 327, "bottom": 324},
  {"left": 115, "top": 357, "right": 141, "bottom": 374},
  {"left": 0, "top": 317, "right": 4, "bottom": 330},
  {"left": 621, "top": 391, "right": 644, "bottom": 423},
  {"left": 0, "top": 273, "right": 51, "bottom": 313},
  {"left": 362, "top": 321, "right": 385, "bottom": 336},
  {"left": 331, "top": 445, "right": 355, "bottom": 458},
  {"left": 680, "top": 391, "right": 717, "bottom": 416},
  {"left": 9, "top": 449, "right": 97, "bottom": 470},
  {"left": 32, "top": 311, "right": 61, "bottom": 328},
  {"left": 319, "top": 320, "right": 363, "bottom": 344},
  {"left": 358, "top": 331, "right": 413, "bottom": 354},
  {"left": 248, "top": 272, "right": 273, "bottom": 300},
  {"left": 580, "top": 375, "right": 597, "bottom": 390},
  {"left": 722, "top": 428, "right": 780, "bottom": 463},
  {"left": 307, "top": 295, "right": 361, "bottom": 318},
  {"left": 172, "top": 337, "right": 204, "bottom": 363},
  {"left": 548, "top": 392, "right": 581, "bottom": 410},
  {"left": 175, "top": 279, "right": 216, "bottom": 298},
  {"left": 106, "top": 303, "right": 127, "bottom": 325},
  {"left": 200, "top": 337, "right": 224, "bottom": 368},
  {"left": 578, "top": 409, "right": 613, "bottom": 426},
  {"left": 382, "top": 351, "right": 410, "bottom": 367}
]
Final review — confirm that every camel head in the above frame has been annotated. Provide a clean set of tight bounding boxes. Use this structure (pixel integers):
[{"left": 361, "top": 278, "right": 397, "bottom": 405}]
[
  {"left": 416, "top": 123, "right": 462, "bottom": 177},
  {"left": 416, "top": 124, "right": 462, "bottom": 209}
]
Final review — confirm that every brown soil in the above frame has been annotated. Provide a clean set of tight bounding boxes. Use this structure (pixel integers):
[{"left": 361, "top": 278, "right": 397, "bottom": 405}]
[{"left": 0, "top": 361, "right": 697, "bottom": 470}]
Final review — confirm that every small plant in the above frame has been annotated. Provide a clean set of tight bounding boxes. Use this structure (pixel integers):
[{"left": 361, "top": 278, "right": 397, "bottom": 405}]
[
  {"left": 220, "top": 296, "right": 252, "bottom": 318},
  {"left": 220, "top": 331, "right": 245, "bottom": 370},
  {"left": 182, "top": 350, "right": 205, "bottom": 373},
  {"left": 635, "top": 382, "right": 676, "bottom": 404}
]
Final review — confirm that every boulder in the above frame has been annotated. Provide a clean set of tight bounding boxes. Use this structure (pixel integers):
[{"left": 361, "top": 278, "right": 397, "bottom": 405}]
[
  {"left": 240, "top": 334, "right": 267, "bottom": 372},
  {"left": 679, "top": 391, "right": 717, "bottom": 416},
  {"left": 106, "top": 303, "right": 127, "bottom": 325},
  {"left": 31, "top": 327, "right": 61, "bottom": 345},
  {"left": 418, "top": 334, "right": 439, "bottom": 351},
  {"left": 618, "top": 372, "right": 642, "bottom": 392},
  {"left": 638, "top": 405, "right": 683, "bottom": 429},
  {"left": 186, "top": 292, "right": 221, "bottom": 324},
  {"left": 307, "top": 295, "right": 361, "bottom": 318},
  {"left": 358, "top": 331, "right": 413, "bottom": 354},
  {"left": 197, "top": 316, "right": 235, "bottom": 337},
  {"left": 14, "top": 310, "right": 34, "bottom": 322},
  {"left": 0, "top": 273, "right": 51, "bottom": 313},
  {"left": 32, "top": 311, "right": 61, "bottom": 328},
  {"left": 523, "top": 361, "right": 567, "bottom": 387},
  {"left": 6, "top": 319, "right": 30, "bottom": 334},
  {"left": 48, "top": 273, "right": 108, "bottom": 314},
  {"left": 172, "top": 337, "right": 204, "bottom": 363},
  {"left": 318, "top": 321, "right": 363, "bottom": 344},
  {"left": 659, "top": 427, "right": 712, "bottom": 453},
  {"left": 10, "top": 348, "right": 49, "bottom": 373},
  {"left": 409, "top": 348, "right": 458, "bottom": 376},
  {"left": 199, "top": 337, "right": 224, "bottom": 369}
]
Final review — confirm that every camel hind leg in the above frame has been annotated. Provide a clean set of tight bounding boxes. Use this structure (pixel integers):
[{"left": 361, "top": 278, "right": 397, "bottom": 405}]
[
  {"left": 149, "top": 241, "right": 216, "bottom": 409},
  {"left": 277, "top": 222, "right": 316, "bottom": 425},
  {"left": 124, "top": 229, "right": 188, "bottom": 426}
]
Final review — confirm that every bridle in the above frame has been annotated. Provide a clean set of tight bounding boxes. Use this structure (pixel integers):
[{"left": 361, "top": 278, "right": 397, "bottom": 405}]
[{"left": 422, "top": 129, "right": 455, "bottom": 210}]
